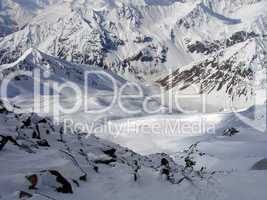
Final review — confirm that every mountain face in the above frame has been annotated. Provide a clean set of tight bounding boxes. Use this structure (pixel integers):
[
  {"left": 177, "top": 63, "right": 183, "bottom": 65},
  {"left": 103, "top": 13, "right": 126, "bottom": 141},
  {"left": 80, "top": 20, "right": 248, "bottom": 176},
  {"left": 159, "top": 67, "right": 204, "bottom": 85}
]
[
  {"left": 0, "top": 0, "right": 62, "bottom": 36},
  {"left": 0, "top": 0, "right": 266, "bottom": 107}
]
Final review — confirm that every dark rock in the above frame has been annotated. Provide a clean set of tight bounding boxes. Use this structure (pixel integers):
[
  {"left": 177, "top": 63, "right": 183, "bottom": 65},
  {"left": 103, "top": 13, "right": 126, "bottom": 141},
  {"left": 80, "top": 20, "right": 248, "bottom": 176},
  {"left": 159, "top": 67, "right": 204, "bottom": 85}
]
[
  {"left": 0, "top": 135, "right": 20, "bottom": 151},
  {"left": 19, "top": 191, "right": 32, "bottom": 199},
  {"left": 141, "top": 55, "right": 153, "bottom": 62},
  {"left": 32, "top": 131, "right": 38, "bottom": 139},
  {"left": 22, "top": 117, "right": 31, "bottom": 127},
  {"left": 134, "top": 36, "right": 152, "bottom": 43},
  {"left": 226, "top": 31, "right": 258, "bottom": 47},
  {"left": 94, "top": 158, "right": 117, "bottom": 165},
  {"left": 26, "top": 174, "right": 38, "bottom": 190},
  {"left": 0, "top": 136, "right": 8, "bottom": 151},
  {"left": 93, "top": 166, "right": 99, "bottom": 173},
  {"left": 187, "top": 40, "right": 220, "bottom": 54},
  {"left": 251, "top": 158, "right": 267, "bottom": 170},
  {"left": 0, "top": 100, "right": 9, "bottom": 114},
  {"left": 185, "top": 156, "right": 196, "bottom": 168},
  {"left": 79, "top": 174, "right": 87, "bottom": 182},
  {"left": 103, "top": 148, "right": 117, "bottom": 158},
  {"left": 157, "top": 55, "right": 253, "bottom": 97},
  {"left": 72, "top": 179, "right": 80, "bottom": 187},
  {"left": 49, "top": 170, "right": 73, "bottom": 194},
  {"left": 38, "top": 119, "right": 48, "bottom": 124},
  {"left": 223, "top": 128, "right": 239, "bottom": 136},
  {"left": 37, "top": 139, "right": 50, "bottom": 147},
  {"left": 187, "top": 31, "right": 258, "bottom": 55}
]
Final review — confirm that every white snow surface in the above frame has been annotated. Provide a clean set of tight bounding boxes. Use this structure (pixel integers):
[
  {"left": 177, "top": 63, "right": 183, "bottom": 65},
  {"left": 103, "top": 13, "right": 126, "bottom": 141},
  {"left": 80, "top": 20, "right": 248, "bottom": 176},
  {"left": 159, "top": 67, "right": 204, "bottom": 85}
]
[
  {"left": 0, "top": 49, "right": 266, "bottom": 200},
  {"left": 0, "top": 1, "right": 267, "bottom": 200}
]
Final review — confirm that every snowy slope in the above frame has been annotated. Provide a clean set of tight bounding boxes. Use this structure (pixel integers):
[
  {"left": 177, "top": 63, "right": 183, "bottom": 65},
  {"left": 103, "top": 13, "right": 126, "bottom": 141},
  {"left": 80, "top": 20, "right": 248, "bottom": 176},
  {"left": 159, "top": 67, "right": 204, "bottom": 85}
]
[
  {"left": 0, "top": 95, "right": 267, "bottom": 200},
  {"left": 0, "top": 102, "right": 219, "bottom": 200},
  {"left": 0, "top": 48, "right": 166, "bottom": 126},
  {"left": 0, "top": 1, "right": 267, "bottom": 200}
]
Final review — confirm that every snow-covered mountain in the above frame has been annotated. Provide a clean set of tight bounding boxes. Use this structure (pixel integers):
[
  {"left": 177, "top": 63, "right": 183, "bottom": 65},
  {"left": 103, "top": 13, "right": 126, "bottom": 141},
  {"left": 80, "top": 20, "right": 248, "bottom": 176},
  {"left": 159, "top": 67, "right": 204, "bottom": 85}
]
[
  {"left": 1, "top": 1, "right": 267, "bottom": 200},
  {"left": 0, "top": 0, "right": 62, "bottom": 36},
  {"left": 0, "top": 0, "right": 265, "bottom": 85},
  {"left": 0, "top": 47, "right": 166, "bottom": 127}
]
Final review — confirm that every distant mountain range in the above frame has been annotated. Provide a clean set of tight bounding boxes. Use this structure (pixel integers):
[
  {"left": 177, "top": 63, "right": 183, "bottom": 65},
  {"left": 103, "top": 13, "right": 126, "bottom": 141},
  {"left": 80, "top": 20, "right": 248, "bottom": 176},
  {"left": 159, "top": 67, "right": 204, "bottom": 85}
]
[{"left": 0, "top": 0, "right": 266, "bottom": 108}]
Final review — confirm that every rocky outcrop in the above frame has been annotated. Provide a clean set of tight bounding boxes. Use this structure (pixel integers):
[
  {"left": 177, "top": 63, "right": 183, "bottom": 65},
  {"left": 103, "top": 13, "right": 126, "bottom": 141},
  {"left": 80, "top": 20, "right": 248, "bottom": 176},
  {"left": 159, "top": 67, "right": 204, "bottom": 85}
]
[{"left": 251, "top": 158, "right": 267, "bottom": 170}]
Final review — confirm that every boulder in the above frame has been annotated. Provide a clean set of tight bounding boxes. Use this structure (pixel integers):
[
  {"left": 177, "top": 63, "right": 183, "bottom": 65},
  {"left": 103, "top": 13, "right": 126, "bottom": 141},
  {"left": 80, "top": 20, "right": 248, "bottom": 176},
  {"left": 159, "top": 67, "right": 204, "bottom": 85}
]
[
  {"left": 37, "top": 139, "right": 50, "bottom": 147},
  {"left": 251, "top": 158, "right": 267, "bottom": 170},
  {"left": 19, "top": 191, "right": 32, "bottom": 199},
  {"left": 26, "top": 174, "right": 38, "bottom": 190},
  {"left": 103, "top": 148, "right": 117, "bottom": 158},
  {"left": 49, "top": 170, "right": 73, "bottom": 194},
  {"left": 26, "top": 170, "right": 73, "bottom": 194},
  {"left": 223, "top": 128, "right": 239, "bottom": 136}
]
